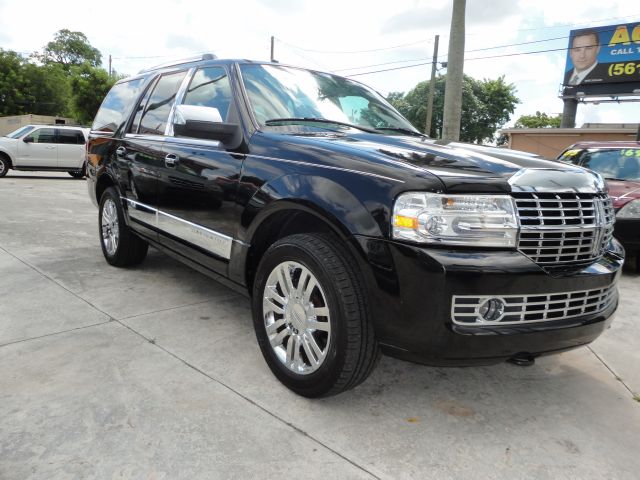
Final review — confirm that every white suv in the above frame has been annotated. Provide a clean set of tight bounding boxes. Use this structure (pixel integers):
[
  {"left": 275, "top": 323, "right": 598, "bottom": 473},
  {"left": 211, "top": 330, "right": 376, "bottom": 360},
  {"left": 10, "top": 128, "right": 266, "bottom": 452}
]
[{"left": 0, "top": 125, "right": 89, "bottom": 178}]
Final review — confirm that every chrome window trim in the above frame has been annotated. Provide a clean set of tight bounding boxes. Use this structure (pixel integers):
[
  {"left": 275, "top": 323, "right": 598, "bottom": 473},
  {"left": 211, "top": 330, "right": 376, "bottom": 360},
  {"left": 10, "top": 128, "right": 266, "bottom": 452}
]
[{"left": 165, "top": 67, "right": 197, "bottom": 137}]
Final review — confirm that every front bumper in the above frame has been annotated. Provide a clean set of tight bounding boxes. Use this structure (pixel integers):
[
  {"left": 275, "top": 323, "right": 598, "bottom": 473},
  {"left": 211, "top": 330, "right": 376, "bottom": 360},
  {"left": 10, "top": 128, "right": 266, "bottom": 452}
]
[{"left": 354, "top": 236, "right": 624, "bottom": 366}]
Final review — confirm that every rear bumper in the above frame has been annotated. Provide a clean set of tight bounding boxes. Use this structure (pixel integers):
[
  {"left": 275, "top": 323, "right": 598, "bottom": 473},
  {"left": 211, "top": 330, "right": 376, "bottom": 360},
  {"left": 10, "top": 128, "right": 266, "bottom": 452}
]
[{"left": 353, "top": 236, "right": 624, "bottom": 366}]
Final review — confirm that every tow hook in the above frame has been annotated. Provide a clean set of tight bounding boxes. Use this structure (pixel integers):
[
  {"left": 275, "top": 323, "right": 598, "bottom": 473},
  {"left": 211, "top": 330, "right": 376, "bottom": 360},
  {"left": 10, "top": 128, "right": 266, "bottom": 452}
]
[{"left": 508, "top": 353, "right": 536, "bottom": 366}]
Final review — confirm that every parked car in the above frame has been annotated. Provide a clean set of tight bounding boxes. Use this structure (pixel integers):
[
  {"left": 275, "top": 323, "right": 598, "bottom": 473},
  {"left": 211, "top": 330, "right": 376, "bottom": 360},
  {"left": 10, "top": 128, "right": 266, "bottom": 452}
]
[
  {"left": 0, "top": 125, "right": 89, "bottom": 178},
  {"left": 558, "top": 141, "right": 640, "bottom": 270},
  {"left": 87, "top": 55, "right": 623, "bottom": 397}
]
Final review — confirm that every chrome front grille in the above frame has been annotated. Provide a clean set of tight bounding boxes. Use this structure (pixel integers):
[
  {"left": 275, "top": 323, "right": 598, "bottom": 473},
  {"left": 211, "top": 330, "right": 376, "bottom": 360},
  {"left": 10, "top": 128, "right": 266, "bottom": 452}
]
[
  {"left": 513, "top": 192, "right": 614, "bottom": 270},
  {"left": 451, "top": 284, "right": 617, "bottom": 325}
]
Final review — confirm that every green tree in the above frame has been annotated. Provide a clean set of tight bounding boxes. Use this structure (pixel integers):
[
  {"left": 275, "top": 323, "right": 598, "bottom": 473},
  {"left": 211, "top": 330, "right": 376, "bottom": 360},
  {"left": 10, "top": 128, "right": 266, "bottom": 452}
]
[
  {"left": 21, "top": 63, "right": 71, "bottom": 116},
  {"left": 0, "top": 50, "right": 70, "bottom": 116},
  {"left": 69, "top": 64, "right": 116, "bottom": 124},
  {"left": 37, "top": 29, "right": 102, "bottom": 70},
  {"left": 514, "top": 111, "right": 561, "bottom": 129},
  {"left": 0, "top": 50, "right": 28, "bottom": 115},
  {"left": 387, "top": 74, "right": 519, "bottom": 143}
]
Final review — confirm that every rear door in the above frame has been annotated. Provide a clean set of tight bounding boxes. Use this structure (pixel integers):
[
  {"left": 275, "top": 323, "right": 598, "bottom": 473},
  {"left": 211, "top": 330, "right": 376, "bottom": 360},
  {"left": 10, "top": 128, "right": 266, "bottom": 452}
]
[
  {"left": 56, "top": 129, "right": 86, "bottom": 169},
  {"left": 15, "top": 127, "right": 57, "bottom": 167},
  {"left": 119, "top": 70, "right": 189, "bottom": 241}
]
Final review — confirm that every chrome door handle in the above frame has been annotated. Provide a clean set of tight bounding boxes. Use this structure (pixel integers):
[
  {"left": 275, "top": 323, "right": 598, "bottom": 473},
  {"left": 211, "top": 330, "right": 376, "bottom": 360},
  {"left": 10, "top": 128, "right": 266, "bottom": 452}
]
[
  {"left": 116, "top": 146, "right": 127, "bottom": 157},
  {"left": 165, "top": 154, "right": 179, "bottom": 168},
  {"left": 45, "top": 146, "right": 56, "bottom": 150}
]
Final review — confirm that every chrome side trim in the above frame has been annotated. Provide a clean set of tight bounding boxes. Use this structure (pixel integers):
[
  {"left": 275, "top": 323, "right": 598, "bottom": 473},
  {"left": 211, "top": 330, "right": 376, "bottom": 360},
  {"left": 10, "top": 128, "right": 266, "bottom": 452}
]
[
  {"left": 122, "top": 197, "right": 235, "bottom": 259},
  {"left": 451, "top": 284, "right": 617, "bottom": 326},
  {"left": 126, "top": 198, "right": 158, "bottom": 227},
  {"left": 157, "top": 210, "right": 233, "bottom": 259}
]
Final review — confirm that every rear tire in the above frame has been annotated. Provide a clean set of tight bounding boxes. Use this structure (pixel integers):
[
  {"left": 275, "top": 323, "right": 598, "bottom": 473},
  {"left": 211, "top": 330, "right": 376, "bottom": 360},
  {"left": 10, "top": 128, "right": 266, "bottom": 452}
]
[
  {"left": 68, "top": 162, "right": 86, "bottom": 179},
  {"left": 99, "top": 187, "right": 148, "bottom": 267},
  {"left": 252, "top": 233, "right": 379, "bottom": 397}
]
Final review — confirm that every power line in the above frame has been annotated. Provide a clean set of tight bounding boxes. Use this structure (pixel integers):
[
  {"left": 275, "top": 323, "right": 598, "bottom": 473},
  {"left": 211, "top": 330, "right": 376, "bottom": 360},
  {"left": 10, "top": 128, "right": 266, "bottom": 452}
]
[
  {"left": 344, "top": 39, "right": 621, "bottom": 77},
  {"left": 334, "top": 34, "right": 571, "bottom": 73},
  {"left": 276, "top": 12, "right": 639, "bottom": 57},
  {"left": 336, "top": 24, "right": 632, "bottom": 75},
  {"left": 276, "top": 37, "right": 432, "bottom": 55}
]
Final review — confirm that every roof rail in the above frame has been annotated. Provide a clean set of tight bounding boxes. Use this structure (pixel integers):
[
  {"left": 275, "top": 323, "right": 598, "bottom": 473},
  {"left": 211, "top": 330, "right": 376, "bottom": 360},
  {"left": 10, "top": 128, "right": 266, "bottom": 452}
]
[{"left": 138, "top": 53, "right": 217, "bottom": 74}]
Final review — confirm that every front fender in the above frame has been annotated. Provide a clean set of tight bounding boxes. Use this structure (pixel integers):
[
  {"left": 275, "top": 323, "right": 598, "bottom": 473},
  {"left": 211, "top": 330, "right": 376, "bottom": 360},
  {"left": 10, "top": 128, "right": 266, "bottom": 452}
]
[{"left": 241, "top": 173, "right": 385, "bottom": 242}]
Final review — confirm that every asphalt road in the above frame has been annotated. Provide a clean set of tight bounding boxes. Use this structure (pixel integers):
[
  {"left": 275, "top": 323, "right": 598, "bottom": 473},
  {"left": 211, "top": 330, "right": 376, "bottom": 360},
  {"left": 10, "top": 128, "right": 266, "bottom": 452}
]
[{"left": 1, "top": 171, "right": 639, "bottom": 480}]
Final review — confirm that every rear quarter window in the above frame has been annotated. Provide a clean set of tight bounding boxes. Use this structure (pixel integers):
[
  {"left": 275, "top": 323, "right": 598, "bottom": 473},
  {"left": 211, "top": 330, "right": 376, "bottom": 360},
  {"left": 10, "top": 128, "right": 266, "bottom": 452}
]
[{"left": 92, "top": 78, "right": 144, "bottom": 133}]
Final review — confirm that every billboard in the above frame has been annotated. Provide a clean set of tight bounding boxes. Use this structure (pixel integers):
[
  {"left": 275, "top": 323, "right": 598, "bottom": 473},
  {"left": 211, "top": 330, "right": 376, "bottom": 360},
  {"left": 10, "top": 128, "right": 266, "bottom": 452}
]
[{"left": 562, "top": 22, "right": 640, "bottom": 98}]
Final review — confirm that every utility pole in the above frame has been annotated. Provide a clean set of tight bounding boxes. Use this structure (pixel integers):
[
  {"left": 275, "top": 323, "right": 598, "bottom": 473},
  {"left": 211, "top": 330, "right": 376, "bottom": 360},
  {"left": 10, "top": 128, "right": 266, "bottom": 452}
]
[
  {"left": 636, "top": 122, "right": 639, "bottom": 141},
  {"left": 270, "top": 36, "right": 275, "bottom": 62},
  {"left": 442, "top": 0, "right": 466, "bottom": 141},
  {"left": 108, "top": 54, "right": 112, "bottom": 77},
  {"left": 561, "top": 98, "right": 578, "bottom": 128},
  {"left": 424, "top": 35, "right": 439, "bottom": 137}
]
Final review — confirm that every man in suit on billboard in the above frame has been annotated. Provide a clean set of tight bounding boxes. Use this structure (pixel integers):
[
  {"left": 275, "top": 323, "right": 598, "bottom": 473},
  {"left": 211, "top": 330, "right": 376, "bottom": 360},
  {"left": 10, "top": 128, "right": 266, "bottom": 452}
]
[{"left": 564, "top": 29, "right": 608, "bottom": 85}]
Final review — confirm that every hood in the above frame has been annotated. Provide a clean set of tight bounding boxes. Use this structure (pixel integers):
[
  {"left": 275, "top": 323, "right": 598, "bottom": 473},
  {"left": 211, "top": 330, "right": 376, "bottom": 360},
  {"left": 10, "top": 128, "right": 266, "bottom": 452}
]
[
  {"left": 606, "top": 179, "right": 640, "bottom": 209},
  {"left": 266, "top": 129, "right": 604, "bottom": 193}
]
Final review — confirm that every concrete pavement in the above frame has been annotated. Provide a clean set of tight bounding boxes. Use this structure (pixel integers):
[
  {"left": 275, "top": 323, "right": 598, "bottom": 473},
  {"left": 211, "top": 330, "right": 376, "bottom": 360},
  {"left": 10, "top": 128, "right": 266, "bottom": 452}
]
[{"left": 1, "top": 171, "right": 639, "bottom": 479}]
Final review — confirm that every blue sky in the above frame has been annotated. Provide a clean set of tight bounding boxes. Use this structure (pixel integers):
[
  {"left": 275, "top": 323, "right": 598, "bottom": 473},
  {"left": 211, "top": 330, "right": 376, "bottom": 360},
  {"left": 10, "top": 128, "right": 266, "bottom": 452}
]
[{"left": 1, "top": 0, "right": 638, "bottom": 128}]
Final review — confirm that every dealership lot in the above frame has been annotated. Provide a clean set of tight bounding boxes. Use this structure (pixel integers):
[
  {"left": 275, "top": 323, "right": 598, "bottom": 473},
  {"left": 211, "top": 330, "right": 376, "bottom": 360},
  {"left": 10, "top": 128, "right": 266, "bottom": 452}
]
[{"left": 1, "top": 171, "right": 639, "bottom": 479}]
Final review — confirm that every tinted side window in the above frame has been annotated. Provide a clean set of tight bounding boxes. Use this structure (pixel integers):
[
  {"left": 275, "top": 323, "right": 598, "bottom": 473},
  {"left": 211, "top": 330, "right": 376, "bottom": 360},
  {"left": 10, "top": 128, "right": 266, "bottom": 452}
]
[
  {"left": 57, "top": 129, "right": 86, "bottom": 145},
  {"left": 27, "top": 128, "right": 56, "bottom": 144},
  {"left": 182, "top": 67, "right": 232, "bottom": 120},
  {"left": 129, "top": 77, "right": 158, "bottom": 134},
  {"left": 582, "top": 150, "right": 640, "bottom": 181},
  {"left": 139, "top": 71, "right": 187, "bottom": 135},
  {"left": 93, "top": 78, "right": 144, "bottom": 133}
]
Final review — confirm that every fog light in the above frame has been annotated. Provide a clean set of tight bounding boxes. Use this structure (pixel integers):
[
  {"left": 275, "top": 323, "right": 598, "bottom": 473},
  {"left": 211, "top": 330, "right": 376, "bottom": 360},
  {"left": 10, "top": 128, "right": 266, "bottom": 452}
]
[{"left": 478, "top": 298, "right": 505, "bottom": 321}]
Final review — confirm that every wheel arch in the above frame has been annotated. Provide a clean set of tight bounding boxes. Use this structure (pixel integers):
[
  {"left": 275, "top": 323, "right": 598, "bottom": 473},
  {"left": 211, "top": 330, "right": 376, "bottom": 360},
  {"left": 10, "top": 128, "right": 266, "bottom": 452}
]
[
  {"left": 0, "top": 149, "right": 13, "bottom": 168},
  {"left": 95, "top": 171, "right": 119, "bottom": 204},
  {"left": 241, "top": 173, "right": 385, "bottom": 294}
]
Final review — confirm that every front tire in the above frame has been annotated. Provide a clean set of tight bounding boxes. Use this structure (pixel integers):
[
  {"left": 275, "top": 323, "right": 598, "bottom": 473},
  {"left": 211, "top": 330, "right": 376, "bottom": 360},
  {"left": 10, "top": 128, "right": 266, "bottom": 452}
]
[
  {"left": 99, "top": 187, "right": 148, "bottom": 267},
  {"left": 252, "top": 233, "right": 379, "bottom": 397},
  {"left": 0, "top": 155, "right": 9, "bottom": 178}
]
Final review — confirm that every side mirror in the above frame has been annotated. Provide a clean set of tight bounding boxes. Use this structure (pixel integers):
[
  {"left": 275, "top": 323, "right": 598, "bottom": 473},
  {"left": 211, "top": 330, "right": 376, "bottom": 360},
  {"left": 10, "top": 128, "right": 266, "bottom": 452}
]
[
  {"left": 173, "top": 105, "right": 242, "bottom": 150},
  {"left": 23, "top": 136, "right": 34, "bottom": 143}
]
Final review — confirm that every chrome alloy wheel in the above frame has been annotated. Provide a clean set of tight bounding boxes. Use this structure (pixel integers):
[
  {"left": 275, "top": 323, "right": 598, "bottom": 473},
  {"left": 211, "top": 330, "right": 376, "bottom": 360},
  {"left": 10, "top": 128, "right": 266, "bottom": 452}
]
[
  {"left": 101, "top": 198, "right": 120, "bottom": 256},
  {"left": 263, "top": 261, "right": 331, "bottom": 375},
  {"left": 0, "top": 159, "right": 5, "bottom": 175}
]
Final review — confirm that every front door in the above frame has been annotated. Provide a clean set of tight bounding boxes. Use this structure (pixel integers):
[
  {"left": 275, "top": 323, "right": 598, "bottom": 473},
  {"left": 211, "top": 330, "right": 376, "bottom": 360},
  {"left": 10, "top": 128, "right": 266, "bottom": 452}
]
[
  {"left": 155, "top": 66, "right": 242, "bottom": 275},
  {"left": 15, "top": 127, "right": 57, "bottom": 167}
]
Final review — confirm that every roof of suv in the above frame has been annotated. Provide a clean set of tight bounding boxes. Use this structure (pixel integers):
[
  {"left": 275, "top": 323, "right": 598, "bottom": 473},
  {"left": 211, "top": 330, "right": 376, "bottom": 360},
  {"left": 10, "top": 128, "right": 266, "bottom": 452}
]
[{"left": 566, "top": 141, "right": 640, "bottom": 150}]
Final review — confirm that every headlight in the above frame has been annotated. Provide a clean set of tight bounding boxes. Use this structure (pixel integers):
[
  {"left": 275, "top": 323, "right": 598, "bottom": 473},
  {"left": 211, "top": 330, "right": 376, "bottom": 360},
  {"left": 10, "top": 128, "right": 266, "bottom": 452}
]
[
  {"left": 392, "top": 192, "right": 518, "bottom": 247},
  {"left": 617, "top": 199, "right": 640, "bottom": 218}
]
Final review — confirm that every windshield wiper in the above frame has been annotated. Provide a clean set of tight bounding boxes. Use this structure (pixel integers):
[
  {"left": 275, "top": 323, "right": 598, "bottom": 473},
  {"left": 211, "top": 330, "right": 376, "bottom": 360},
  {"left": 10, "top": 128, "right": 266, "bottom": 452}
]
[
  {"left": 264, "top": 117, "right": 378, "bottom": 134},
  {"left": 375, "top": 127, "right": 428, "bottom": 138},
  {"left": 604, "top": 177, "right": 631, "bottom": 181}
]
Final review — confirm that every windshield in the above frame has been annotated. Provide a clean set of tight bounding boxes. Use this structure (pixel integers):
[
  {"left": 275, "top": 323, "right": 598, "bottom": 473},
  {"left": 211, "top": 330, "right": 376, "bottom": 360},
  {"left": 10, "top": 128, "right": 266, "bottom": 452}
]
[
  {"left": 583, "top": 148, "right": 640, "bottom": 181},
  {"left": 6, "top": 125, "right": 35, "bottom": 139},
  {"left": 239, "top": 64, "right": 417, "bottom": 133}
]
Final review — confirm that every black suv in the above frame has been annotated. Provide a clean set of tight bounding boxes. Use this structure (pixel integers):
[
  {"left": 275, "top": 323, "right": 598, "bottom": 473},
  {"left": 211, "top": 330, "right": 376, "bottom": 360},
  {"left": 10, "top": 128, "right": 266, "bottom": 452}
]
[{"left": 87, "top": 55, "right": 623, "bottom": 397}]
